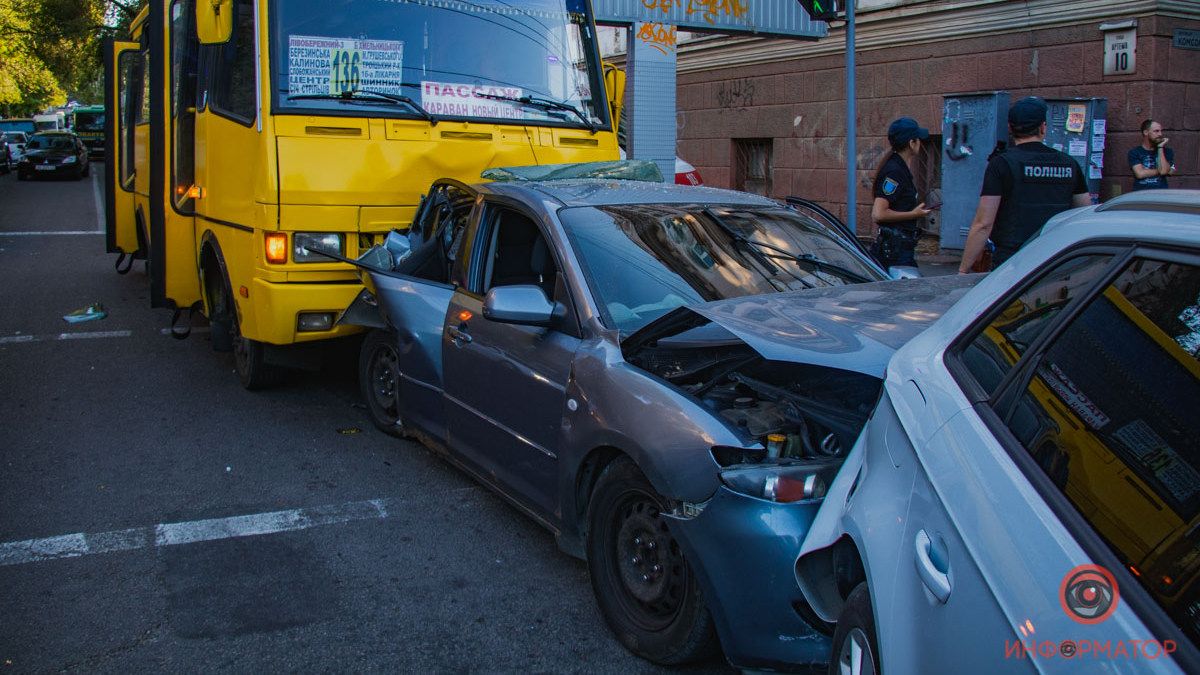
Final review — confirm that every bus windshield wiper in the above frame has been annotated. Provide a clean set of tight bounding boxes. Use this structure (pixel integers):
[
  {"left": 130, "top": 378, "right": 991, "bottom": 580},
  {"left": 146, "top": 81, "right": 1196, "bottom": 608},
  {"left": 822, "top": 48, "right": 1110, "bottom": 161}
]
[
  {"left": 286, "top": 89, "right": 438, "bottom": 125},
  {"left": 704, "top": 208, "right": 874, "bottom": 285},
  {"left": 473, "top": 93, "right": 596, "bottom": 133}
]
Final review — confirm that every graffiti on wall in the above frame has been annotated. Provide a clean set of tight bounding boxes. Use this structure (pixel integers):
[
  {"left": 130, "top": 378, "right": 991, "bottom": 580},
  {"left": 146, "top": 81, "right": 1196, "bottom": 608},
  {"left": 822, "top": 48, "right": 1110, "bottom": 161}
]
[
  {"left": 637, "top": 22, "right": 678, "bottom": 54},
  {"left": 640, "top": 0, "right": 751, "bottom": 25},
  {"left": 715, "top": 78, "right": 756, "bottom": 109}
]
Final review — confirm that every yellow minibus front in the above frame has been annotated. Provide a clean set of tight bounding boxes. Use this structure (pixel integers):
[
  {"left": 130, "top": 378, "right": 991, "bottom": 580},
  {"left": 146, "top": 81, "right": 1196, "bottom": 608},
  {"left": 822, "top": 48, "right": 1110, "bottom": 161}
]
[{"left": 107, "top": 0, "right": 618, "bottom": 388}]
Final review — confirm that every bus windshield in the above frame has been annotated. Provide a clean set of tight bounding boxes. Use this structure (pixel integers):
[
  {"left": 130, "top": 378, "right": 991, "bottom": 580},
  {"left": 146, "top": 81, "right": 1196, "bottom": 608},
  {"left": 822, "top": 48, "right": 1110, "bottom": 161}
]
[
  {"left": 74, "top": 112, "right": 105, "bottom": 132},
  {"left": 270, "top": 0, "right": 606, "bottom": 129}
]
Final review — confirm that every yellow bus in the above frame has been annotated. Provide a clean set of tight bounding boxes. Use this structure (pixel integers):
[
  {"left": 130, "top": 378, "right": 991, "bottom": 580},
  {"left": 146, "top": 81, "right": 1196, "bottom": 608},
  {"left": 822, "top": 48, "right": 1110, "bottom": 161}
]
[{"left": 105, "top": 0, "right": 618, "bottom": 388}]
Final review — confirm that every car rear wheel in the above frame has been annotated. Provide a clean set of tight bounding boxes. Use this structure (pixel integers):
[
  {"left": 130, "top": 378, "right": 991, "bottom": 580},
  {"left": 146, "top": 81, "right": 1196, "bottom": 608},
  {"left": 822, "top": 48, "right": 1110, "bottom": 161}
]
[
  {"left": 586, "top": 458, "right": 718, "bottom": 665},
  {"left": 830, "top": 583, "right": 880, "bottom": 675},
  {"left": 359, "top": 329, "right": 405, "bottom": 437}
]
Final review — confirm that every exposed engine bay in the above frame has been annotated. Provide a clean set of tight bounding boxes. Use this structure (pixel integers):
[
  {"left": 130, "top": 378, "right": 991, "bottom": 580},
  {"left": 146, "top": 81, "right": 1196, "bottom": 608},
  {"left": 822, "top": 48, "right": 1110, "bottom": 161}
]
[{"left": 624, "top": 315, "right": 883, "bottom": 466}]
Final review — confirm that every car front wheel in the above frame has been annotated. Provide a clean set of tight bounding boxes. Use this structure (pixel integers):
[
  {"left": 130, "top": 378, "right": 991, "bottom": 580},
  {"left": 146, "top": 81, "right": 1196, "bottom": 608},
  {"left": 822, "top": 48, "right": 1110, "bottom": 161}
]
[
  {"left": 586, "top": 458, "right": 718, "bottom": 665},
  {"left": 830, "top": 583, "right": 880, "bottom": 675},
  {"left": 359, "top": 329, "right": 405, "bottom": 437}
]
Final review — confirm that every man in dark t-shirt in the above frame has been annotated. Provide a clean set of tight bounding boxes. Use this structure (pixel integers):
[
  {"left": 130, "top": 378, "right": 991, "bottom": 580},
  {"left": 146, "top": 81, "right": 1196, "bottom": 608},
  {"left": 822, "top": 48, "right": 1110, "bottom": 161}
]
[
  {"left": 1128, "top": 119, "right": 1176, "bottom": 191},
  {"left": 959, "top": 97, "right": 1091, "bottom": 273}
]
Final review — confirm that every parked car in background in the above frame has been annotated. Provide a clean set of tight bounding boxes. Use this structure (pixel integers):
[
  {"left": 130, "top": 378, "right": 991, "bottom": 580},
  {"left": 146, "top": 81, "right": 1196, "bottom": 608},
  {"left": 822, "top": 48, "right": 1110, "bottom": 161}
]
[
  {"left": 331, "top": 174, "right": 986, "bottom": 670},
  {"left": 3, "top": 131, "right": 29, "bottom": 169},
  {"left": 617, "top": 148, "right": 705, "bottom": 185},
  {"left": 16, "top": 132, "right": 90, "bottom": 181},
  {"left": 795, "top": 189, "right": 1200, "bottom": 674}
]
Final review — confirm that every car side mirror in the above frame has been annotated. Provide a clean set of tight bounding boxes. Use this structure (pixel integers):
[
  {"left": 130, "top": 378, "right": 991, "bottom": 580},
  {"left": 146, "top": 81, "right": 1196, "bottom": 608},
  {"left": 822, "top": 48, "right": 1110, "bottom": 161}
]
[{"left": 483, "top": 285, "right": 564, "bottom": 327}]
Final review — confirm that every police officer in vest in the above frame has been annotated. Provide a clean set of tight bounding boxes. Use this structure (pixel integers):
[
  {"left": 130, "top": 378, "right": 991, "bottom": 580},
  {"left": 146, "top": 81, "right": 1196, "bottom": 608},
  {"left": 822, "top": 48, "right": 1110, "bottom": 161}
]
[
  {"left": 871, "top": 118, "right": 933, "bottom": 270},
  {"left": 958, "top": 97, "right": 1090, "bottom": 273}
]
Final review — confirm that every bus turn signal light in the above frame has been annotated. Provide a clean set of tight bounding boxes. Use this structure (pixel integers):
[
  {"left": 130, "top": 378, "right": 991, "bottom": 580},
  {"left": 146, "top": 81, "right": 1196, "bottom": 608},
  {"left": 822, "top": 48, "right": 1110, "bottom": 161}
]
[{"left": 265, "top": 233, "right": 288, "bottom": 264}]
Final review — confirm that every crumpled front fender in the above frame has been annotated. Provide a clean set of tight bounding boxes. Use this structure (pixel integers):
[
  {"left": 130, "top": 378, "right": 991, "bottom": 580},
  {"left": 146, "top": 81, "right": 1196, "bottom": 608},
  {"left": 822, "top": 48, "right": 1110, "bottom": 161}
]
[{"left": 667, "top": 485, "right": 831, "bottom": 670}]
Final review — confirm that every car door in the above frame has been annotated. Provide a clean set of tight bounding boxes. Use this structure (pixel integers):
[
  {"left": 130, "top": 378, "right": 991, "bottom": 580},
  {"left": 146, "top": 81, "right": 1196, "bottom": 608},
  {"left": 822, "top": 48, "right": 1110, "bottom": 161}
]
[
  {"left": 888, "top": 248, "right": 1199, "bottom": 672},
  {"left": 369, "top": 182, "right": 476, "bottom": 440},
  {"left": 441, "top": 200, "right": 581, "bottom": 522}
]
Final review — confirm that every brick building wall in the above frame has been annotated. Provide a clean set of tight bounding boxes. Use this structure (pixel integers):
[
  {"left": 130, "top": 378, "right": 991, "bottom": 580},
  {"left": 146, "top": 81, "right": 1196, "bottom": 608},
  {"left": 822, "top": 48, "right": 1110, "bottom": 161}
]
[{"left": 672, "top": 0, "right": 1200, "bottom": 242}]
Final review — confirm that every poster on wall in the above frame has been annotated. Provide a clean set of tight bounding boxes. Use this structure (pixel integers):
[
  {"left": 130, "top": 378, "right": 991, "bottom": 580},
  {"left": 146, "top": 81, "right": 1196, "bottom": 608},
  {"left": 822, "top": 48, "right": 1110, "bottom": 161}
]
[{"left": 1066, "top": 104, "right": 1087, "bottom": 133}]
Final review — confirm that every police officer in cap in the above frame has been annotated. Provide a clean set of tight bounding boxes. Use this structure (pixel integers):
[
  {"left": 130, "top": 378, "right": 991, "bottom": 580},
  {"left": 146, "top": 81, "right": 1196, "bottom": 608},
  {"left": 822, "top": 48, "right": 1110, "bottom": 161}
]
[
  {"left": 871, "top": 118, "right": 933, "bottom": 269},
  {"left": 959, "top": 97, "right": 1090, "bottom": 273}
]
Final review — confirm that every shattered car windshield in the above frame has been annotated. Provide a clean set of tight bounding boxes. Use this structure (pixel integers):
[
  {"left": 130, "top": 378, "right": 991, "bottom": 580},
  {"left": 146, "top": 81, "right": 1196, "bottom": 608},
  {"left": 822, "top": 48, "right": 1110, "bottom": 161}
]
[{"left": 560, "top": 203, "right": 887, "bottom": 333}]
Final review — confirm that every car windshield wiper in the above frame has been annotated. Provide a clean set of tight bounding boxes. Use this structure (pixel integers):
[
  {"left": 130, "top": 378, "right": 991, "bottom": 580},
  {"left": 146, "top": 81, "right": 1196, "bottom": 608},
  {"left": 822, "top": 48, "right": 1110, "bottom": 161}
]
[
  {"left": 704, "top": 208, "right": 874, "bottom": 285},
  {"left": 700, "top": 206, "right": 801, "bottom": 288},
  {"left": 473, "top": 92, "right": 596, "bottom": 133},
  {"left": 286, "top": 89, "right": 438, "bottom": 125}
]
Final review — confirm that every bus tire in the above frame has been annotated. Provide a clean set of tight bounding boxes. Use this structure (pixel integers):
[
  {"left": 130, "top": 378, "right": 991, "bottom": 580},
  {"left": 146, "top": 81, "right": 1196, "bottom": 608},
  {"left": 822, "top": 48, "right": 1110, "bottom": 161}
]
[{"left": 234, "top": 330, "right": 281, "bottom": 391}]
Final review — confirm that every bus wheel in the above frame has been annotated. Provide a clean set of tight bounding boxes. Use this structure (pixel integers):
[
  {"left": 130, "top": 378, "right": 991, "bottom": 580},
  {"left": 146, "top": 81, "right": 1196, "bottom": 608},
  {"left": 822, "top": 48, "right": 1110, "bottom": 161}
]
[{"left": 233, "top": 328, "right": 281, "bottom": 391}]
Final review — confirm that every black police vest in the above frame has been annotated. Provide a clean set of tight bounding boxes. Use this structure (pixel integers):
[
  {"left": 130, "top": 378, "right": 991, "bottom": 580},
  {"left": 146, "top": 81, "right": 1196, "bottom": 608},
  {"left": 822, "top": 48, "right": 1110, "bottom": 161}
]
[{"left": 992, "top": 146, "right": 1079, "bottom": 251}]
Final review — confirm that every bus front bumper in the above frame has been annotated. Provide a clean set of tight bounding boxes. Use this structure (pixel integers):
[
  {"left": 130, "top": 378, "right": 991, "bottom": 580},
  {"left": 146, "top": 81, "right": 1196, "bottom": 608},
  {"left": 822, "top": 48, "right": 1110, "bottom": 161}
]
[{"left": 245, "top": 278, "right": 365, "bottom": 345}]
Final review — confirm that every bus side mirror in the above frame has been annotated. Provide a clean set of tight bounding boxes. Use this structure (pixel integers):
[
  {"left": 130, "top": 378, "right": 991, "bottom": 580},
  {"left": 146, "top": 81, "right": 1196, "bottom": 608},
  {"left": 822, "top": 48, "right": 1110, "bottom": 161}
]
[{"left": 196, "top": 0, "right": 234, "bottom": 44}]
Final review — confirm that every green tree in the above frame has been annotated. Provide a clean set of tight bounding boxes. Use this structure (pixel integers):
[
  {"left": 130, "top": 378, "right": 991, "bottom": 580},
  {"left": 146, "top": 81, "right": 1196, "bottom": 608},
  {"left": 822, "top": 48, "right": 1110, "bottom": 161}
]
[{"left": 0, "top": 0, "right": 144, "bottom": 115}]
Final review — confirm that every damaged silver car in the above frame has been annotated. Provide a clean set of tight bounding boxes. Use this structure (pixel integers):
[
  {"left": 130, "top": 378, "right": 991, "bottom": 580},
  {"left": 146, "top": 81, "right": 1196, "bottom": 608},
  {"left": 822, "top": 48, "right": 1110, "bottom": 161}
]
[{"left": 335, "top": 177, "right": 977, "bottom": 669}]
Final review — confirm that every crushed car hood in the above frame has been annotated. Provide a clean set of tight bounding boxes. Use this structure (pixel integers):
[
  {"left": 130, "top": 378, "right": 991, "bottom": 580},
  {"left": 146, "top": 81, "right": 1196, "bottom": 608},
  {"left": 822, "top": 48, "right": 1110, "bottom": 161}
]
[{"left": 626, "top": 275, "right": 982, "bottom": 378}]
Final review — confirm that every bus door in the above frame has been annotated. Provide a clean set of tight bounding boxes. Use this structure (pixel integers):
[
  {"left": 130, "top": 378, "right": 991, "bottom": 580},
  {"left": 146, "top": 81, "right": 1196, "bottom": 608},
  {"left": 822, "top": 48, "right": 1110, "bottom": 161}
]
[
  {"left": 105, "top": 40, "right": 142, "bottom": 261},
  {"left": 149, "top": 0, "right": 202, "bottom": 310}
]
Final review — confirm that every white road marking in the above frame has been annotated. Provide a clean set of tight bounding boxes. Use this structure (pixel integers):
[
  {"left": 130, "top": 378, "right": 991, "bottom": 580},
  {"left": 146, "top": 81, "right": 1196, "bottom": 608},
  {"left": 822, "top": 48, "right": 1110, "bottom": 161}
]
[
  {"left": 0, "top": 493, "right": 472, "bottom": 567},
  {"left": 57, "top": 330, "right": 133, "bottom": 341},
  {"left": 0, "top": 330, "right": 132, "bottom": 344},
  {"left": 0, "top": 231, "right": 105, "bottom": 236},
  {"left": 91, "top": 168, "right": 103, "bottom": 234}
]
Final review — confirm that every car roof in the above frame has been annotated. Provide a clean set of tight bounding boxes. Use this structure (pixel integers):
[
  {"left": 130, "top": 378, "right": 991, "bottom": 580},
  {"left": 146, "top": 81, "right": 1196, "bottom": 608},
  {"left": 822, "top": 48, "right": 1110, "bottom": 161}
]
[
  {"left": 1040, "top": 189, "right": 1200, "bottom": 248},
  {"left": 480, "top": 179, "right": 780, "bottom": 209}
]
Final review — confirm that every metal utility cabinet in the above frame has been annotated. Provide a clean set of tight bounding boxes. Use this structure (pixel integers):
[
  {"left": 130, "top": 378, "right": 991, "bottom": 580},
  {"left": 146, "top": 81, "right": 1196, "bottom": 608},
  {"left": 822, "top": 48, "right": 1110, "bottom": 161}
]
[
  {"left": 1043, "top": 97, "right": 1108, "bottom": 201},
  {"left": 939, "top": 91, "right": 1010, "bottom": 251}
]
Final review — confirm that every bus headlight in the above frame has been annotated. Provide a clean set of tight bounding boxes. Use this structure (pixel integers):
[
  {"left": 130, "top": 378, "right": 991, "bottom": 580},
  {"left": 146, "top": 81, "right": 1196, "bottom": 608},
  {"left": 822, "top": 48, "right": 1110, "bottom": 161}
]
[{"left": 293, "top": 233, "right": 343, "bottom": 263}]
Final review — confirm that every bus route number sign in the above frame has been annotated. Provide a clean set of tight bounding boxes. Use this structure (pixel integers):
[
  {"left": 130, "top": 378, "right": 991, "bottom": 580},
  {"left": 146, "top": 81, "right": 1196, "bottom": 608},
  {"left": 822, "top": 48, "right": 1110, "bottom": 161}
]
[{"left": 330, "top": 49, "right": 362, "bottom": 95}]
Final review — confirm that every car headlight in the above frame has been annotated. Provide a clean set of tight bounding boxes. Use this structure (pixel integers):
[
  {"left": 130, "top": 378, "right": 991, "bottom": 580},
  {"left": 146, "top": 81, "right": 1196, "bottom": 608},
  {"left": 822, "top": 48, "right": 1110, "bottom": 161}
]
[
  {"left": 293, "top": 232, "right": 343, "bottom": 263},
  {"left": 62, "top": 156, "right": 77, "bottom": 164},
  {"left": 718, "top": 459, "right": 840, "bottom": 503}
]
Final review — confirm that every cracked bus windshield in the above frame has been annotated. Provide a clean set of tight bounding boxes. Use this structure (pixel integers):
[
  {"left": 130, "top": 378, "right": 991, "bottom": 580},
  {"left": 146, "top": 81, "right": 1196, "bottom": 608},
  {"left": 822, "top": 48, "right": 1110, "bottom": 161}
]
[{"left": 272, "top": 0, "right": 606, "bottom": 129}]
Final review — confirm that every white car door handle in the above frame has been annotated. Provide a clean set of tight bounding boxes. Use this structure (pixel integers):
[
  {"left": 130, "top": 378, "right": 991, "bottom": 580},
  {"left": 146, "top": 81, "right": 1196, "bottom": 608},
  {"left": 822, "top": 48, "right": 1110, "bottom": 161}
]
[{"left": 915, "top": 529, "right": 952, "bottom": 603}]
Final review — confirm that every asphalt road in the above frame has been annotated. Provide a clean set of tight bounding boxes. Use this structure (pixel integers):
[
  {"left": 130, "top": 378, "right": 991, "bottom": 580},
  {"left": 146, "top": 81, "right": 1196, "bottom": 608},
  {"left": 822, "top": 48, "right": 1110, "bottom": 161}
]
[{"left": 0, "top": 164, "right": 733, "bottom": 673}]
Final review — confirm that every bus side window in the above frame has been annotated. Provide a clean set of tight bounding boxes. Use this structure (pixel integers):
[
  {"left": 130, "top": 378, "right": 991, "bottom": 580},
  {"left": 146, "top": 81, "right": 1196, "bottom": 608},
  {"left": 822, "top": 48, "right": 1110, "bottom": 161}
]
[{"left": 209, "top": 0, "right": 256, "bottom": 124}]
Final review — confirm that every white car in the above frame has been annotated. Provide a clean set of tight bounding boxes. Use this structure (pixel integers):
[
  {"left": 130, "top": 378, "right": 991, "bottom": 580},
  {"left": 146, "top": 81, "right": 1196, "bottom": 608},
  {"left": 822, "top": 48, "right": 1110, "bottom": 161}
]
[
  {"left": 1, "top": 132, "right": 28, "bottom": 172},
  {"left": 797, "top": 189, "right": 1200, "bottom": 674}
]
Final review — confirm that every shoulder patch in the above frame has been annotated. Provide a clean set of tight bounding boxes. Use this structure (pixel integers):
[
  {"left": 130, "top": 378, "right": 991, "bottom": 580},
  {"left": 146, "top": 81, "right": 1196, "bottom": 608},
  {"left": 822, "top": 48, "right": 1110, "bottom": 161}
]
[{"left": 882, "top": 177, "right": 899, "bottom": 196}]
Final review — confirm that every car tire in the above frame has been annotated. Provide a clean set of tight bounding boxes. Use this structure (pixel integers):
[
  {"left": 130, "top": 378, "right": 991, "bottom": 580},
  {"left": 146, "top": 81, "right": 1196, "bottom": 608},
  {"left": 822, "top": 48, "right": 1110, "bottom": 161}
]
[
  {"left": 586, "top": 458, "right": 719, "bottom": 665},
  {"left": 359, "top": 329, "right": 406, "bottom": 437},
  {"left": 82, "top": 162, "right": 89, "bottom": 178},
  {"left": 829, "top": 583, "right": 880, "bottom": 675},
  {"left": 16, "top": 170, "right": 26, "bottom": 181}
]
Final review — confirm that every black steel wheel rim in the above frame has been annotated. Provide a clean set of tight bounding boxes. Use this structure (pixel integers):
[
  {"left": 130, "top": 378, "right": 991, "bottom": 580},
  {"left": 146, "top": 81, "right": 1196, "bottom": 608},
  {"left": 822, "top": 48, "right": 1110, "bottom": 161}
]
[
  {"left": 368, "top": 342, "right": 399, "bottom": 417},
  {"left": 607, "top": 490, "right": 689, "bottom": 631}
]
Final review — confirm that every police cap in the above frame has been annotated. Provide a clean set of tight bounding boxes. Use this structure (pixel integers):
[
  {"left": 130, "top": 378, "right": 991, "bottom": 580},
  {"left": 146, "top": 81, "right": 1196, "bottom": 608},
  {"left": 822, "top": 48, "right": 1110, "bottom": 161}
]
[
  {"left": 887, "top": 117, "right": 929, "bottom": 144},
  {"left": 1008, "top": 96, "right": 1048, "bottom": 130}
]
